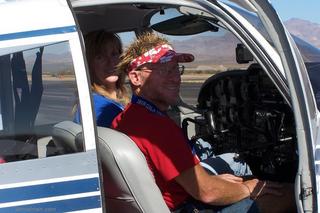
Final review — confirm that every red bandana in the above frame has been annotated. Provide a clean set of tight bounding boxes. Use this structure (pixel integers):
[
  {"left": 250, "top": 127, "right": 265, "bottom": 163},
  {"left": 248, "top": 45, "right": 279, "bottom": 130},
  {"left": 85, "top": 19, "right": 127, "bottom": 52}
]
[{"left": 127, "top": 44, "right": 177, "bottom": 72}]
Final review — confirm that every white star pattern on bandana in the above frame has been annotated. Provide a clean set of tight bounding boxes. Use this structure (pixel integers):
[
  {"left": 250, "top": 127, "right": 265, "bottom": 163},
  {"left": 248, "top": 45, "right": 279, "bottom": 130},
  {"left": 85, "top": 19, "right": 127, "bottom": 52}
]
[{"left": 128, "top": 44, "right": 175, "bottom": 71}]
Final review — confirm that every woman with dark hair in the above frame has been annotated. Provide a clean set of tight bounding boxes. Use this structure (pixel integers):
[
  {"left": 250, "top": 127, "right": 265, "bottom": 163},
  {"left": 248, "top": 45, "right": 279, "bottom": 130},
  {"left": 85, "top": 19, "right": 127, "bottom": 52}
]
[{"left": 74, "top": 30, "right": 130, "bottom": 127}]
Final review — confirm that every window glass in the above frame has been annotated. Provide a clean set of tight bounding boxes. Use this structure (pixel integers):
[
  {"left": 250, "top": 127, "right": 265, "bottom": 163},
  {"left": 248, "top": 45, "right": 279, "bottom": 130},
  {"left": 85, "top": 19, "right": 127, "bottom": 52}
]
[
  {"left": 221, "top": 1, "right": 320, "bottom": 63},
  {"left": 0, "top": 98, "right": 2, "bottom": 131},
  {"left": 27, "top": 42, "right": 77, "bottom": 125},
  {"left": 117, "top": 31, "right": 136, "bottom": 48},
  {"left": 218, "top": 1, "right": 320, "bottom": 110},
  {"left": 0, "top": 114, "right": 2, "bottom": 130},
  {"left": 151, "top": 9, "right": 252, "bottom": 106},
  {"left": 306, "top": 62, "right": 320, "bottom": 110},
  {"left": 0, "top": 41, "right": 83, "bottom": 163}
]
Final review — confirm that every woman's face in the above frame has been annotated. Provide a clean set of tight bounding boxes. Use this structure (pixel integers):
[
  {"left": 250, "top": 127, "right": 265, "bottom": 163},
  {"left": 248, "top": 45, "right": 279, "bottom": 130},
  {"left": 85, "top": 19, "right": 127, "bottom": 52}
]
[{"left": 93, "top": 42, "right": 121, "bottom": 87}]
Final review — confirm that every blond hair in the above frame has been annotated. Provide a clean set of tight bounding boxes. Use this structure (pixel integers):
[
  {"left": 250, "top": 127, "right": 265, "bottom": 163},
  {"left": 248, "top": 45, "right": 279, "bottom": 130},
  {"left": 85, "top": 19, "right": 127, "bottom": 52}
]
[
  {"left": 117, "top": 32, "right": 170, "bottom": 74},
  {"left": 85, "top": 30, "right": 129, "bottom": 105}
]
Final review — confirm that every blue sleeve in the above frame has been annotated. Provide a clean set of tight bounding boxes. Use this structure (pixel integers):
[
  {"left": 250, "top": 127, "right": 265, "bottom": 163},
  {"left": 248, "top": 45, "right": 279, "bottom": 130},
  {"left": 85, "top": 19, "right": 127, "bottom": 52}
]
[
  {"left": 73, "top": 103, "right": 118, "bottom": 127},
  {"left": 79, "top": 94, "right": 123, "bottom": 127},
  {"left": 95, "top": 103, "right": 123, "bottom": 127},
  {"left": 73, "top": 106, "right": 81, "bottom": 124}
]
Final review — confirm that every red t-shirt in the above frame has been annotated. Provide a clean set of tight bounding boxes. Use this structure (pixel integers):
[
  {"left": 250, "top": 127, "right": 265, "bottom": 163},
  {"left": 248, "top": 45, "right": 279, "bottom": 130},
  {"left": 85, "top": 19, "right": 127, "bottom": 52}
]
[{"left": 111, "top": 102, "right": 200, "bottom": 209}]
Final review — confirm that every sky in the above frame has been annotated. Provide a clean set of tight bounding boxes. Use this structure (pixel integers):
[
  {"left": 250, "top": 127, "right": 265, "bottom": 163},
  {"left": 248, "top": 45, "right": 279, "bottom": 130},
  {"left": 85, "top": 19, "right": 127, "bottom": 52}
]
[{"left": 271, "top": 0, "right": 320, "bottom": 24}]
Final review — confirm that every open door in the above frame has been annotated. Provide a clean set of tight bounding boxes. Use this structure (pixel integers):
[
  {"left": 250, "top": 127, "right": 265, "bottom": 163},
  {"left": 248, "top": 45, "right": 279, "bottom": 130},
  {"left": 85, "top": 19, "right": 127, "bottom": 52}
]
[{"left": 0, "top": 0, "right": 103, "bottom": 212}]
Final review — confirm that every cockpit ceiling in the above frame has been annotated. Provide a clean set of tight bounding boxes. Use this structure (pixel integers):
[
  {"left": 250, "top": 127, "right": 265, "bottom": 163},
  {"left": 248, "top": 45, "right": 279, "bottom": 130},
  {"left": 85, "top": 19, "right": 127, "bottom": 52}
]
[{"left": 73, "top": 3, "right": 169, "bottom": 34}]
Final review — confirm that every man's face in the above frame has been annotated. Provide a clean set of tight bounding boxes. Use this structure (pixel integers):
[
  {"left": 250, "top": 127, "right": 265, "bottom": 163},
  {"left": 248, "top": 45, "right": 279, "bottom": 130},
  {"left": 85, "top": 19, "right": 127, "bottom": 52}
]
[{"left": 133, "top": 60, "right": 182, "bottom": 111}]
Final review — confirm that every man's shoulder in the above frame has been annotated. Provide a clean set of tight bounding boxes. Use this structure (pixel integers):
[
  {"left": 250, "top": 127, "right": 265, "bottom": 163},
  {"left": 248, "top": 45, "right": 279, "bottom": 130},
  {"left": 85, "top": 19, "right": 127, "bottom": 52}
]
[
  {"left": 112, "top": 103, "right": 171, "bottom": 129},
  {"left": 120, "top": 104, "right": 154, "bottom": 123}
]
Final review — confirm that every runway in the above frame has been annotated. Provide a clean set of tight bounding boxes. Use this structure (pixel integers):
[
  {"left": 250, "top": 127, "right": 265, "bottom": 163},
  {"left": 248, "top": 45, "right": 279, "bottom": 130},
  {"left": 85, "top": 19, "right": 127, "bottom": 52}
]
[{"left": 36, "top": 80, "right": 204, "bottom": 124}]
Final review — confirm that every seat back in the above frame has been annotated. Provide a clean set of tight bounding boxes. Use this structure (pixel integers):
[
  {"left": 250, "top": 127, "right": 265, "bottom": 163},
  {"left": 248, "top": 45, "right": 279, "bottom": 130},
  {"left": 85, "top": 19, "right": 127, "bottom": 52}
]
[
  {"left": 97, "top": 127, "right": 170, "bottom": 213},
  {"left": 52, "top": 121, "right": 169, "bottom": 212},
  {"left": 52, "top": 121, "right": 83, "bottom": 154}
]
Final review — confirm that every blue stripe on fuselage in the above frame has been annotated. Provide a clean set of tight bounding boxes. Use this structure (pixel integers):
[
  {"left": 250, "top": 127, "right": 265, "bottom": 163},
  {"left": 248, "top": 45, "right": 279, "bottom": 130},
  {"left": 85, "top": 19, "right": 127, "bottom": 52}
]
[
  {"left": 0, "top": 195, "right": 101, "bottom": 212},
  {"left": 0, "top": 26, "right": 76, "bottom": 41},
  {"left": 0, "top": 177, "right": 99, "bottom": 203}
]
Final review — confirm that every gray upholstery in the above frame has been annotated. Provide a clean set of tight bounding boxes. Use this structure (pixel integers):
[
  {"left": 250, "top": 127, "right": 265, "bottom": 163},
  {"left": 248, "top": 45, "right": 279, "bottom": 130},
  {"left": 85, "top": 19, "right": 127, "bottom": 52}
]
[
  {"left": 52, "top": 121, "right": 83, "bottom": 153},
  {"left": 51, "top": 121, "right": 170, "bottom": 212},
  {"left": 97, "top": 127, "right": 170, "bottom": 213}
]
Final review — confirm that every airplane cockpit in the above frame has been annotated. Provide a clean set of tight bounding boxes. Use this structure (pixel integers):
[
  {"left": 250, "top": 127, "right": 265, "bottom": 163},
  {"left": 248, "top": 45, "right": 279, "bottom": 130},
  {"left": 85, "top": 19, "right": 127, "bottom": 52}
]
[{"left": 0, "top": 0, "right": 319, "bottom": 212}]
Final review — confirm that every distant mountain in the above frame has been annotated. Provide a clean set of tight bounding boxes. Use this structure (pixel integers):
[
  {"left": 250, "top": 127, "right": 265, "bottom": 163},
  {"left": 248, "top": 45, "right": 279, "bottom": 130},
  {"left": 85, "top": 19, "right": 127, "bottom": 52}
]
[
  {"left": 25, "top": 51, "right": 74, "bottom": 74},
  {"left": 41, "top": 52, "right": 74, "bottom": 74},
  {"left": 284, "top": 18, "right": 320, "bottom": 48},
  {"left": 171, "top": 32, "right": 239, "bottom": 67},
  {"left": 25, "top": 18, "right": 320, "bottom": 74},
  {"left": 169, "top": 18, "right": 320, "bottom": 69}
]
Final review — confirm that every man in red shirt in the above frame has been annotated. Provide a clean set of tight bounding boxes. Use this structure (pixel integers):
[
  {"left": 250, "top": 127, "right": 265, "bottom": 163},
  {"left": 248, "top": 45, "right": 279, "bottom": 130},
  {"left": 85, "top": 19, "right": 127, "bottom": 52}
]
[{"left": 112, "top": 32, "right": 289, "bottom": 212}]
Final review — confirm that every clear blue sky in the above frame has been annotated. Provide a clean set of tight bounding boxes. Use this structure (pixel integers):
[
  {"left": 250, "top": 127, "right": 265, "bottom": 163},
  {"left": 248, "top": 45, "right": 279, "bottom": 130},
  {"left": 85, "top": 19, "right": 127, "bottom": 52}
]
[{"left": 271, "top": 0, "right": 320, "bottom": 24}]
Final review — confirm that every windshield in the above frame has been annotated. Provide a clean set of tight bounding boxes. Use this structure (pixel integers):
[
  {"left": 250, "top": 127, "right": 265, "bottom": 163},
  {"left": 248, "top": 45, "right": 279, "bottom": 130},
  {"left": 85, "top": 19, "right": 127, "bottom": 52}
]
[
  {"left": 151, "top": 2, "right": 320, "bottom": 109},
  {"left": 220, "top": 1, "right": 320, "bottom": 109},
  {"left": 222, "top": 2, "right": 320, "bottom": 62}
]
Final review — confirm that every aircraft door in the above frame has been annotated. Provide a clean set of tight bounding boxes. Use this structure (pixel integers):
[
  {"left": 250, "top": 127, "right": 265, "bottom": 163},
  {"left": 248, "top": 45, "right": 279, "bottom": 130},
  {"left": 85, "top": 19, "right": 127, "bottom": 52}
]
[{"left": 0, "top": 0, "right": 103, "bottom": 212}]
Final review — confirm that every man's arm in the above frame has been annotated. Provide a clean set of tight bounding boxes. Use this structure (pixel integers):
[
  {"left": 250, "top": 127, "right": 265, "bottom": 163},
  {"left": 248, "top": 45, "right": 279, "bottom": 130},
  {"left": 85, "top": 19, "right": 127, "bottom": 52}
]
[{"left": 175, "top": 164, "right": 258, "bottom": 205}]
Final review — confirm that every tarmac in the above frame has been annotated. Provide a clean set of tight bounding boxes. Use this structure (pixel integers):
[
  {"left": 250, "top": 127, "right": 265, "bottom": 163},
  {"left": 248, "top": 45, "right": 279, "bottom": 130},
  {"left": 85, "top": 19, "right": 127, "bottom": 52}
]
[
  {"left": 181, "top": 73, "right": 213, "bottom": 83},
  {"left": 42, "top": 73, "right": 214, "bottom": 83}
]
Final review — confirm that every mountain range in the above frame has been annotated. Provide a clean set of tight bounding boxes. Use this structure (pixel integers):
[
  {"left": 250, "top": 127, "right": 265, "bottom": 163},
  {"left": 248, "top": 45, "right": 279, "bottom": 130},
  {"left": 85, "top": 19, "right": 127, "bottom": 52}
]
[
  {"left": 24, "top": 18, "right": 320, "bottom": 73},
  {"left": 285, "top": 18, "right": 320, "bottom": 48},
  {"left": 171, "top": 18, "right": 320, "bottom": 68}
]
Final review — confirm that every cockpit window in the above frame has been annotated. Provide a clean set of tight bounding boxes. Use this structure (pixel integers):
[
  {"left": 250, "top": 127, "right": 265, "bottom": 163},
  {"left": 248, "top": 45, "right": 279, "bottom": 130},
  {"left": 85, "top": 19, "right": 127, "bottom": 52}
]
[
  {"left": 0, "top": 41, "right": 84, "bottom": 163},
  {"left": 151, "top": 8, "right": 253, "bottom": 106},
  {"left": 217, "top": 1, "right": 320, "bottom": 110},
  {"left": 219, "top": 1, "right": 320, "bottom": 63},
  {"left": 218, "top": 1, "right": 271, "bottom": 40}
]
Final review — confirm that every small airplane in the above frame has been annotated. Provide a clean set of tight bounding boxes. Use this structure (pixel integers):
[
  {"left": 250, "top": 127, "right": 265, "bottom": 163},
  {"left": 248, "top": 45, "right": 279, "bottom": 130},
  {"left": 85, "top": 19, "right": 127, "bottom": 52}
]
[{"left": 0, "top": 0, "right": 320, "bottom": 212}]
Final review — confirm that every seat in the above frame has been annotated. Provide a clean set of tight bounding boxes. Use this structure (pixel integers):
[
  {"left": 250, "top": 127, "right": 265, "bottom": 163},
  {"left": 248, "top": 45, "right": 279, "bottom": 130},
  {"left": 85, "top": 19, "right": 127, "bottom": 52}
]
[
  {"left": 52, "top": 121, "right": 170, "bottom": 212},
  {"left": 97, "top": 127, "right": 170, "bottom": 213},
  {"left": 52, "top": 121, "right": 83, "bottom": 154}
]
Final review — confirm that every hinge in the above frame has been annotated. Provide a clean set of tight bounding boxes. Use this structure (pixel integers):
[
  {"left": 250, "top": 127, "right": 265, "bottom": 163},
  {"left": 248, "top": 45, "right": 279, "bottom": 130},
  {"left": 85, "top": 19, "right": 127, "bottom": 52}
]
[{"left": 301, "top": 187, "right": 313, "bottom": 199}]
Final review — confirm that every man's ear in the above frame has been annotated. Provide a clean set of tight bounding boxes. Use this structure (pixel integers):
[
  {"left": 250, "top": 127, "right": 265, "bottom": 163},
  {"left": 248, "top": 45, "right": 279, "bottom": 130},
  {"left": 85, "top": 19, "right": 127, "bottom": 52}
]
[{"left": 128, "top": 70, "right": 142, "bottom": 86}]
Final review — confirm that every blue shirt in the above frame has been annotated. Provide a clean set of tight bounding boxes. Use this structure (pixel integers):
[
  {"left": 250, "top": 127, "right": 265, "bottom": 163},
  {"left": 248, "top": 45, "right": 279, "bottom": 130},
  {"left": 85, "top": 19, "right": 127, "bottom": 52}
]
[{"left": 74, "top": 92, "right": 124, "bottom": 127}]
